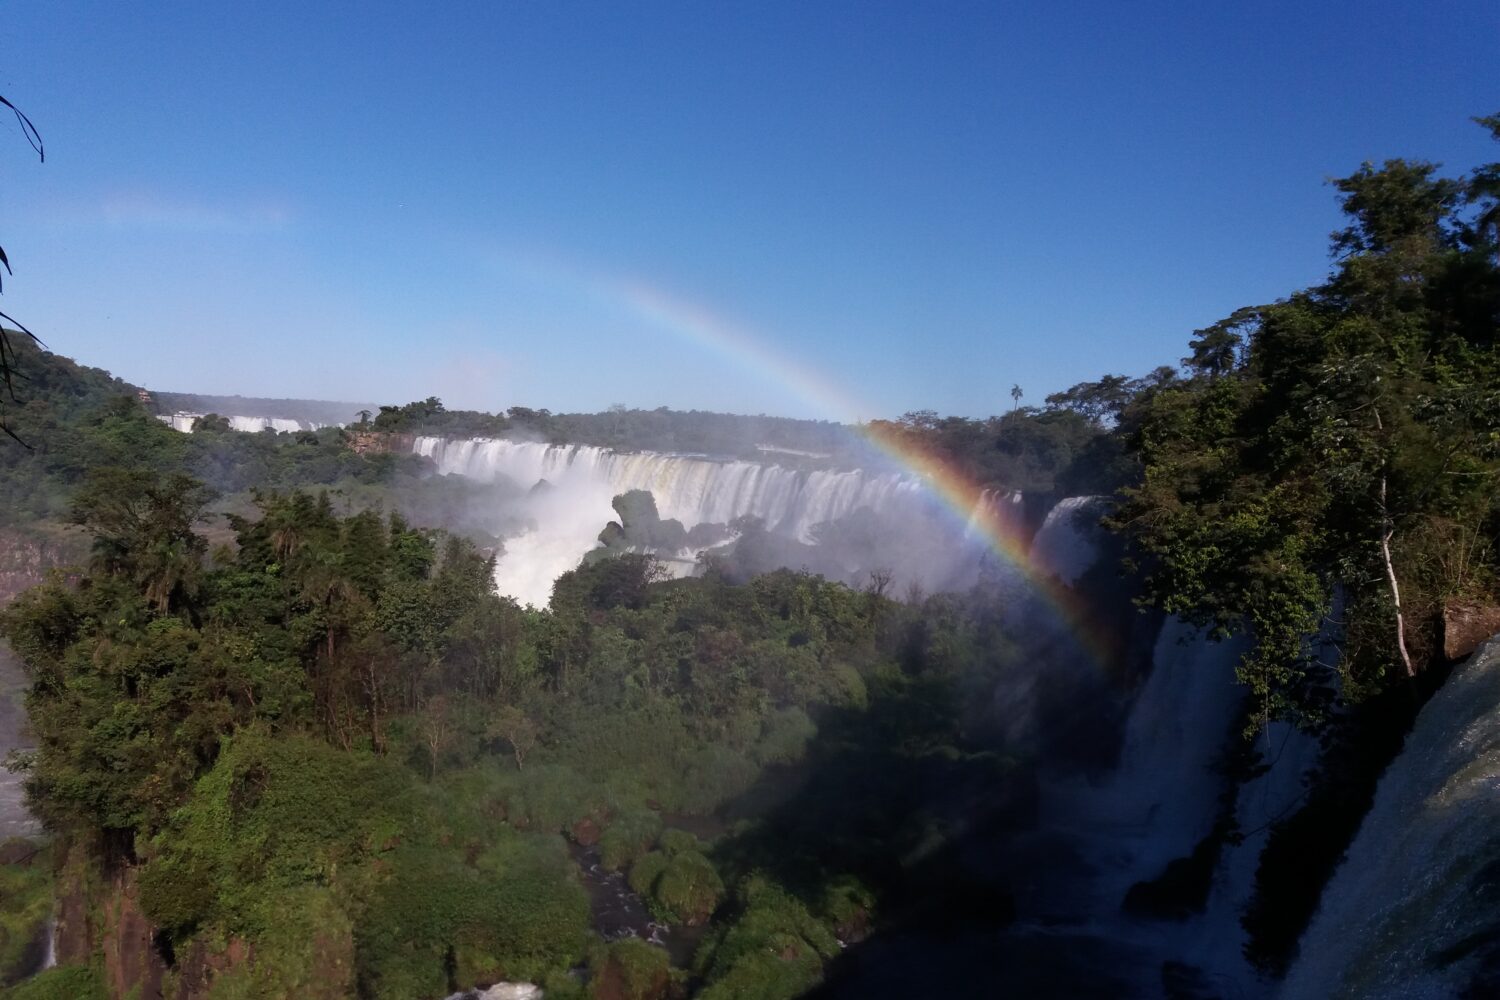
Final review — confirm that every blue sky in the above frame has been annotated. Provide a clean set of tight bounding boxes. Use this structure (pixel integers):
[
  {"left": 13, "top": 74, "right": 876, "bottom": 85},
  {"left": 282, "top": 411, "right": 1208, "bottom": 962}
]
[{"left": 0, "top": 1, "right": 1494, "bottom": 420}]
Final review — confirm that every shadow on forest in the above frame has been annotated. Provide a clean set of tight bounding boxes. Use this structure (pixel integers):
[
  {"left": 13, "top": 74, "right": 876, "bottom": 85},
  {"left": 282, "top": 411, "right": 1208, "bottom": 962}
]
[{"left": 692, "top": 545, "right": 1167, "bottom": 998}]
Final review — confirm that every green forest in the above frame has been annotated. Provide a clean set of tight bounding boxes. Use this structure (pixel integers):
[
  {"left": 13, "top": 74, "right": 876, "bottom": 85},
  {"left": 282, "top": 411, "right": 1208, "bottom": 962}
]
[{"left": 0, "top": 119, "right": 1496, "bottom": 998}]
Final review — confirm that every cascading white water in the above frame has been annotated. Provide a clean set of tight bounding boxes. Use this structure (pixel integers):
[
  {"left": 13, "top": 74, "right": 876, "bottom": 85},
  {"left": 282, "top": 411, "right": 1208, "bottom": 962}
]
[
  {"left": 416, "top": 437, "right": 922, "bottom": 542},
  {"left": 1029, "top": 495, "right": 1105, "bottom": 586},
  {"left": 39, "top": 910, "right": 55, "bottom": 971},
  {"left": 992, "top": 501, "right": 1327, "bottom": 996},
  {"left": 1015, "top": 619, "right": 1248, "bottom": 917},
  {"left": 414, "top": 436, "right": 927, "bottom": 606},
  {"left": 156, "top": 413, "right": 331, "bottom": 433},
  {"left": 1280, "top": 636, "right": 1500, "bottom": 999},
  {"left": 227, "top": 415, "right": 310, "bottom": 434}
]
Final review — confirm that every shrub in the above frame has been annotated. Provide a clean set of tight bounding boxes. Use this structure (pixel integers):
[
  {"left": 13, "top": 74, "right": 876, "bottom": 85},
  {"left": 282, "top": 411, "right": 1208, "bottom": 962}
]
[
  {"left": 627, "top": 852, "right": 669, "bottom": 898},
  {"left": 694, "top": 875, "right": 839, "bottom": 997},
  {"left": 3, "top": 966, "right": 105, "bottom": 1000},
  {"left": 652, "top": 851, "right": 724, "bottom": 926},
  {"left": 598, "top": 811, "right": 662, "bottom": 872},
  {"left": 200, "top": 887, "right": 355, "bottom": 1000},
  {"left": 629, "top": 846, "right": 723, "bottom": 926},
  {"left": 677, "top": 745, "right": 759, "bottom": 815},
  {"left": 0, "top": 857, "right": 51, "bottom": 984},
  {"left": 506, "top": 764, "right": 604, "bottom": 834},
  {"left": 656, "top": 828, "right": 700, "bottom": 857},
  {"left": 589, "top": 938, "right": 672, "bottom": 1000},
  {"left": 753, "top": 708, "right": 816, "bottom": 766},
  {"left": 359, "top": 837, "right": 589, "bottom": 996}
]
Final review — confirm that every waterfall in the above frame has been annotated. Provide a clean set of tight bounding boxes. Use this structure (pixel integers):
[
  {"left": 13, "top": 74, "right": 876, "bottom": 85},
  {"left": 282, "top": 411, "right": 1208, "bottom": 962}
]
[
  {"left": 414, "top": 436, "right": 922, "bottom": 542},
  {"left": 1280, "top": 636, "right": 1500, "bottom": 999},
  {"left": 227, "top": 415, "right": 312, "bottom": 434},
  {"left": 157, "top": 413, "right": 332, "bottom": 433},
  {"left": 157, "top": 413, "right": 200, "bottom": 433},
  {"left": 39, "top": 909, "right": 55, "bottom": 971},
  {"left": 413, "top": 436, "right": 927, "bottom": 606},
  {"left": 1029, "top": 495, "right": 1105, "bottom": 586},
  {"left": 1018, "top": 620, "right": 1247, "bottom": 914}
]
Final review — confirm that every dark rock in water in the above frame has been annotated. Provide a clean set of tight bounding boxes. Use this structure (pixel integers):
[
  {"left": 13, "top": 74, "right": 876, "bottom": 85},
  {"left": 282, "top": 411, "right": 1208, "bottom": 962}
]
[
  {"left": 612, "top": 489, "right": 661, "bottom": 526},
  {"left": 599, "top": 521, "right": 627, "bottom": 548},
  {"left": 685, "top": 521, "right": 732, "bottom": 548},
  {"left": 1122, "top": 832, "right": 1221, "bottom": 920},
  {"left": 528, "top": 478, "right": 554, "bottom": 496},
  {"left": 609, "top": 491, "right": 688, "bottom": 551}
]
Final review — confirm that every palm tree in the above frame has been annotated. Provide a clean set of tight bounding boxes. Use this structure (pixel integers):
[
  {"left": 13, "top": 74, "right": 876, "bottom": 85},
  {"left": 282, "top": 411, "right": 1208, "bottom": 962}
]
[{"left": 299, "top": 549, "right": 360, "bottom": 662}]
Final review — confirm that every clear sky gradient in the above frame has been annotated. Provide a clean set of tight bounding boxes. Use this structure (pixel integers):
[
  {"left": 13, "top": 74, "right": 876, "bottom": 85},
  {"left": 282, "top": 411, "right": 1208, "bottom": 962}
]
[{"left": 1, "top": 1, "right": 1495, "bottom": 420}]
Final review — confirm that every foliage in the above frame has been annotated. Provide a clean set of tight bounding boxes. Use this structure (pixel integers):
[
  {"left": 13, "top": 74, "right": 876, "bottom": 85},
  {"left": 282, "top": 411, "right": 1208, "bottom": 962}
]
[
  {"left": 598, "top": 810, "right": 662, "bottom": 872},
  {"left": 372, "top": 398, "right": 855, "bottom": 464},
  {"left": 1109, "top": 118, "right": 1500, "bottom": 723},
  {"left": 0, "top": 851, "right": 50, "bottom": 986},
  {"left": 693, "top": 876, "right": 839, "bottom": 1000},
  {"left": 866, "top": 406, "right": 1116, "bottom": 494},
  {"left": 589, "top": 938, "right": 672, "bottom": 1000},
  {"left": 1, "top": 966, "right": 105, "bottom": 1000},
  {"left": 628, "top": 835, "right": 725, "bottom": 926}
]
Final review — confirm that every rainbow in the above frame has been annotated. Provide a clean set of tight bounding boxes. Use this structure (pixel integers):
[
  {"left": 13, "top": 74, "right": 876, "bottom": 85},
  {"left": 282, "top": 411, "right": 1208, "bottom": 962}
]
[{"left": 488, "top": 251, "right": 1120, "bottom": 668}]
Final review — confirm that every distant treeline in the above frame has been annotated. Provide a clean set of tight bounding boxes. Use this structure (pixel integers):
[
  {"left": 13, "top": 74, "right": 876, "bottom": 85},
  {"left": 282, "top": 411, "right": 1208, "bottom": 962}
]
[
  {"left": 370, "top": 396, "right": 1127, "bottom": 495},
  {"left": 368, "top": 397, "right": 861, "bottom": 463},
  {"left": 152, "top": 391, "right": 377, "bottom": 427},
  {"left": 0, "top": 341, "right": 510, "bottom": 546}
]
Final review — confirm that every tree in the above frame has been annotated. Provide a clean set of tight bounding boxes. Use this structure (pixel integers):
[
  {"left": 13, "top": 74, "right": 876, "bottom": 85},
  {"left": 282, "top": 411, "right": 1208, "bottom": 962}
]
[
  {"left": 1010, "top": 384, "right": 1023, "bottom": 410},
  {"left": 486, "top": 704, "right": 538, "bottom": 771},
  {"left": 1112, "top": 117, "right": 1500, "bottom": 720},
  {"left": 0, "top": 94, "right": 44, "bottom": 444},
  {"left": 1183, "top": 307, "right": 1257, "bottom": 378},
  {"left": 1044, "top": 374, "right": 1135, "bottom": 425},
  {"left": 71, "top": 468, "right": 216, "bottom": 613}
]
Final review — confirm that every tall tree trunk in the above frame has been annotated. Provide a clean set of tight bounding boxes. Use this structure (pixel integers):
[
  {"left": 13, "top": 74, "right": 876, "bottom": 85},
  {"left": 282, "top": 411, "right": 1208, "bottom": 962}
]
[{"left": 1379, "top": 472, "right": 1416, "bottom": 678}]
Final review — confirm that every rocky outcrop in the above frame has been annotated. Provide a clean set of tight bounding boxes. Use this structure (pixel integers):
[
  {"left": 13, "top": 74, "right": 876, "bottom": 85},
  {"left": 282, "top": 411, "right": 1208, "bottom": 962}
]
[
  {"left": 49, "top": 847, "right": 171, "bottom": 998},
  {"left": 0, "top": 528, "right": 80, "bottom": 606},
  {"left": 346, "top": 430, "right": 416, "bottom": 456},
  {"left": 171, "top": 937, "right": 252, "bottom": 999},
  {"left": 99, "top": 865, "right": 166, "bottom": 1000},
  {"left": 1442, "top": 600, "right": 1500, "bottom": 661}
]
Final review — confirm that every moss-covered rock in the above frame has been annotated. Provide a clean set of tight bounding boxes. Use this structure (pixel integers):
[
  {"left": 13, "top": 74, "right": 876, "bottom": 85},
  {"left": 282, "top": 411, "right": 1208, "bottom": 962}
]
[
  {"left": 598, "top": 811, "right": 662, "bottom": 873},
  {"left": 628, "top": 845, "right": 723, "bottom": 927},
  {"left": 651, "top": 852, "right": 723, "bottom": 926},
  {"left": 693, "top": 876, "right": 839, "bottom": 999},
  {"left": 589, "top": 938, "right": 672, "bottom": 1000}
]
